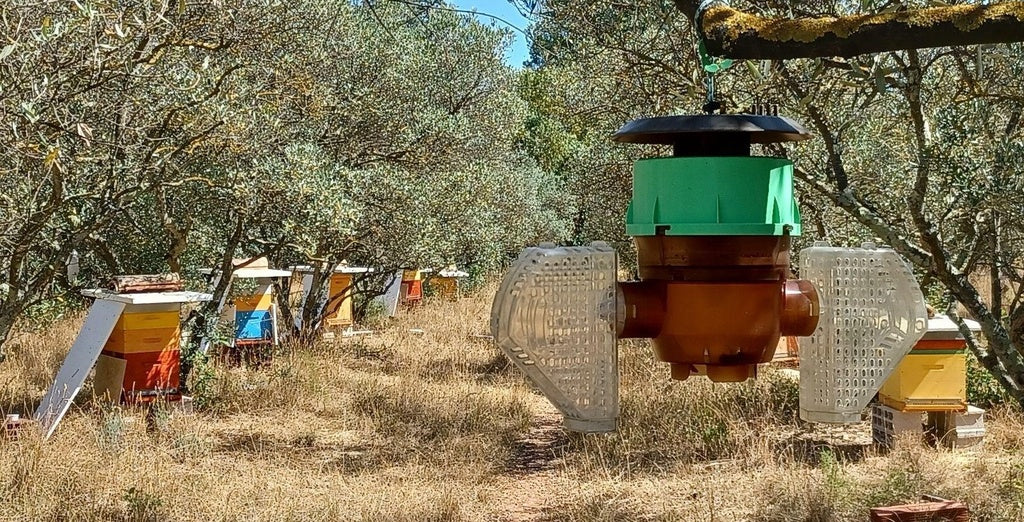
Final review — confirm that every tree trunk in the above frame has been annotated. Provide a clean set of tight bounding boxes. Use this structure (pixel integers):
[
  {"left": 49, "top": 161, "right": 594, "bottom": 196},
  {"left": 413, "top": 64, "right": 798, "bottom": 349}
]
[{"left": 0, "top": 306, "right": 18, "bottom": 362}]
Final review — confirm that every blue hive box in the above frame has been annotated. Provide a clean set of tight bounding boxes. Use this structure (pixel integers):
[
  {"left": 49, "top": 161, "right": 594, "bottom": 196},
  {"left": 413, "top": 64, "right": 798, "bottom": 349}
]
[{"left": 235, "top": 310, "right": 273, "bottom": 340}]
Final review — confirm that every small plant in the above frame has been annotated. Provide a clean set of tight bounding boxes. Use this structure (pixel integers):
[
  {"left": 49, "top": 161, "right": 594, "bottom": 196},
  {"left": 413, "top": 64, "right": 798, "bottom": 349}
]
[
  {"left": 967, "top": 351, "right": 1009, "bottom": 408},
  {"left": 123, "top": 487, "right": 165, "bottom": 522},
  {"left": 98, "top": 406, "right": 127, "bottom": 451},
  {"left": 180, "top": 308, "right": 229, "bottom": 409},
  {"left": 819, "top": 448, "right": 854, "bottom": 514},
  {"left": 861, "top": 465, "right": 924, "bottom": 508}
]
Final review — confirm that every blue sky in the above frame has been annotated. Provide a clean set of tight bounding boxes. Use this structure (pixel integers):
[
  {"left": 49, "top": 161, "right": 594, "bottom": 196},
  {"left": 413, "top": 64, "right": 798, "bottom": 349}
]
[{"left": 449, "top": 0, "right": 532, "bottom": 67}]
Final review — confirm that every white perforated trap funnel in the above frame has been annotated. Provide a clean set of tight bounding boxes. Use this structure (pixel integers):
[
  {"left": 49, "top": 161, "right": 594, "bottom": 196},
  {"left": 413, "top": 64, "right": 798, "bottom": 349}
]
[
  {"left": 491, "top": 242, "right": 618, "bottom": 432},
  {"left": 799, "top": 242, "right": 928, "bottom": 423}
]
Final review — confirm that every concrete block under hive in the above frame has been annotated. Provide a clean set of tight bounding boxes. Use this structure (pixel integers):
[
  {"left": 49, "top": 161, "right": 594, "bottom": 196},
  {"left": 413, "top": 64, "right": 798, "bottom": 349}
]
[
  {"left": 872, "top": 403, "right": 924, "bottom": 448},
  {"left": 933, "top": 405, "right": 986, "bottom": 449}
]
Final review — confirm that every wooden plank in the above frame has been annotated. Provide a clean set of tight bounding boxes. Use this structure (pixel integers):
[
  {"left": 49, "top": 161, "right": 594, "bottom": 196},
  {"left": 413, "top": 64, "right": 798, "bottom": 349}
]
[
  {"left": 270, "top": 303, "right": 280, "bottom": 346},
  {"left": 92, "top": 355, "right": 127, "bottom": 403},
  {"left": 81, "top": 290, "right": 212, "bottom": 305},
  {"left": 380, "top": 270, "right": 403, "bottom": 317},
  {"left": 110, "top": 273, "right": 182, "bottom": 293},
  {"left": 35, "top": 299, "right": 126, "bottom": 439}
]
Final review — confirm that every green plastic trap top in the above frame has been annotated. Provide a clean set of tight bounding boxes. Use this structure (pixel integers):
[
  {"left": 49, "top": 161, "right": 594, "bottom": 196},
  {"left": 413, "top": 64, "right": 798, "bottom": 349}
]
[
  {"left": 625, "top": 156, "right": 800, "bottom": 237},
  {"left": 612, "top": 114, "right": 811, "bottom": 238}
]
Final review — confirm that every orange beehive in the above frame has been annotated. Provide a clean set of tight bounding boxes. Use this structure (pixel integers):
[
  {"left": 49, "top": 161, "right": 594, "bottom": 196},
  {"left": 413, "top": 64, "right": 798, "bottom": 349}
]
[
  {"left": 400, "top": 269, "right": 429, "bottom": 305},
  {"left": 95, "top": 303, "right": 182, "bottom": 402}
]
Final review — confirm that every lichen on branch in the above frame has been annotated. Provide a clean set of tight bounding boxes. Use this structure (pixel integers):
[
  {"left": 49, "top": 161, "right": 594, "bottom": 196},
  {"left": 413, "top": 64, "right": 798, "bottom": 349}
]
[{"left": 674, "top": 0, "right": 1024, "bottom": 59}]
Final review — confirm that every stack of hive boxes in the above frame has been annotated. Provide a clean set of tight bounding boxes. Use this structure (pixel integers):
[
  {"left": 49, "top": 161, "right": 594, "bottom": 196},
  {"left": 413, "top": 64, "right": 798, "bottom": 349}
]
[
  {"left": 879, "top": 315, "right": 969, "bottom": 412},
  {"left": 94, "top": 303, "right": 182, "bottom": 403},
  {"left": 873, "top": 316, "right": 984, "bottom": 448},
  {"left": 400, "top": 269, "right": 431, "bottom": 305},
  {"left": 232, "top": 280, "right": 275, "bottom": 345},
  {"left": 202, "top": 258, "right": 290, "bottom": 354}
]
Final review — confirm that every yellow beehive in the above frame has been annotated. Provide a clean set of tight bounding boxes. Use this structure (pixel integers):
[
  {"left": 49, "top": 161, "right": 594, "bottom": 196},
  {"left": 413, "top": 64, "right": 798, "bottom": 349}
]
[
  {"left": 104, "top": 327, "right": 181, "bottom": 355},
  {"left": 429, "top": 276, "right": 459, "bottom": 299},
  {"left": 879, "top": 352, "right": 967, "bottom": 412},
  {"left": 428, "top": 268, "right": 468, "bottom": 300},
  {"left": 325, "top": 273, "right": 355, "bottom": 327}
]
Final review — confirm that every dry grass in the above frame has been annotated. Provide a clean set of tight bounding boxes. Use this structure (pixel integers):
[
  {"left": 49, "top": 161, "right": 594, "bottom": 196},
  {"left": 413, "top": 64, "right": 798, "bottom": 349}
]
[{"left": 2, "top": 287, "right": 1024, "bottom": 521}]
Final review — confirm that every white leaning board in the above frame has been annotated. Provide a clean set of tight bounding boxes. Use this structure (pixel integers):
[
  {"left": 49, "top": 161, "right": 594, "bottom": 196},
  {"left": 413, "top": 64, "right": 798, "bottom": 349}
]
[
  {"left": 381, "top": 270, "right": 403, "bottom": 317},
  {"left": 295, "top": 274, "right": 315, "bottom": 329},
  {"left": 35, "top": 299, "right": 126, "bottom": 439}
]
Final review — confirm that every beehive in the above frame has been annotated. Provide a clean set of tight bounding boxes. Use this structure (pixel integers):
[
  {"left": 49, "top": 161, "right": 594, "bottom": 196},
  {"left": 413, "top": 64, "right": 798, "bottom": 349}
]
[
  {"left": 203, "top": 259, "right": 290, "bottom": 350},
  {"left": 325, "top": 273, "right": 355, "bottom": 327},
  {"left": 94, "top": 302, "right": 182, "bottom": 403},
  {"left": 292, "top": 264, "right": 371, "bottom": 329},
  {"left": 428, "top": 267, "right": 468, "bottom": 300},
  {"left": 399, "top": 269, "right": 429, "bottom": 305},
  {"left": 878, "top": 316, "right": 976, "bottom": 412}
]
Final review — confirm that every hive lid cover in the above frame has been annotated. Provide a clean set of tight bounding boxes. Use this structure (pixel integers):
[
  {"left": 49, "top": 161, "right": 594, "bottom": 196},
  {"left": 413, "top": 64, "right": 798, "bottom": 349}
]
[{"left": 612, "top": 114, "right": 811, "bottom": 145}]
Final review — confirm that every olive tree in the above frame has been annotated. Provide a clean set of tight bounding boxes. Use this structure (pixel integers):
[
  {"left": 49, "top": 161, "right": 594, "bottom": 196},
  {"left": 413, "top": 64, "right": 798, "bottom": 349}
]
[{"left": 0, "top": 0, "right": 257, "bottom": 356}]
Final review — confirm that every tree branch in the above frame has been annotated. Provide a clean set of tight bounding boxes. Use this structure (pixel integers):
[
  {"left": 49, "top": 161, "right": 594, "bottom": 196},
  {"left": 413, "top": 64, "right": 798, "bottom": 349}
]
[{"left": 674, "top": 0, "right": 1024, "bottom": 59}]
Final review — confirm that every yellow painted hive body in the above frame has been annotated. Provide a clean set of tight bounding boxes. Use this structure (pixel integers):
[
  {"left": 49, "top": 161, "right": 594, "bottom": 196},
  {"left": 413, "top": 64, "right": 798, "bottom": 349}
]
[
  {"left": 325, "top": 273, "right": 355, "bottom": 327},
  {"left": 879, "top": 351, "right": 967, "bottom": 412},
  {"left": 233, "top": 284, "right": 273, "bottom": 312},
  {"left": 429, "top": 276, "right": 460, "bottom": 299},
  {"left": 94, "top": 302, "right": 183, "bottom": 403}
]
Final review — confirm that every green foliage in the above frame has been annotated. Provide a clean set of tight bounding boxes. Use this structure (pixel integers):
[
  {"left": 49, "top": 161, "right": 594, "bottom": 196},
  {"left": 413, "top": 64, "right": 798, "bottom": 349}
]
[
  {"left": 0, "top": 0, "right": 574, "bottom": 351},
  {"left": 122, "top": 487, "right": 166, "bottom": 522},
  {"left": 97, "top": 406, "right": 128, "bottom": 452},
  {"left": 180, "top": 308, "right": 227, "bottom": 408},
  {"left": 968, "top": 351, "right": 1010, "bottom": 408}
]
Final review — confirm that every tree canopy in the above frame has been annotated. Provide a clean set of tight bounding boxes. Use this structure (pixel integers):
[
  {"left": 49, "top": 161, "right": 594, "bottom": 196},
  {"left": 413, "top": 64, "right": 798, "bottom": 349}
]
[{"left": 3, "top": 0, "right": 1024, "bottom": 407}]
